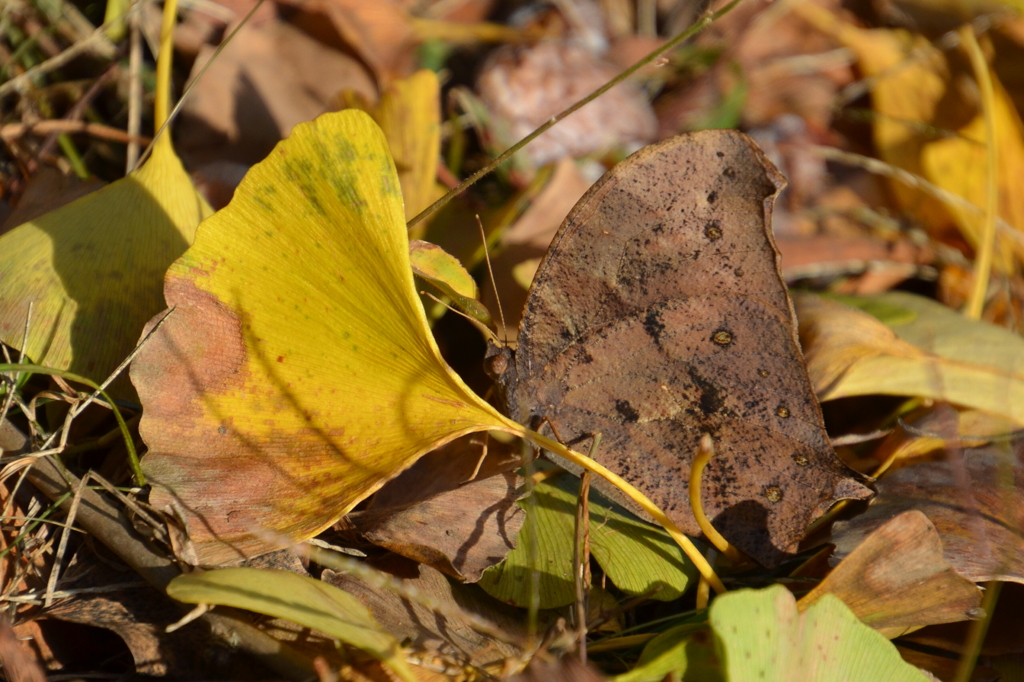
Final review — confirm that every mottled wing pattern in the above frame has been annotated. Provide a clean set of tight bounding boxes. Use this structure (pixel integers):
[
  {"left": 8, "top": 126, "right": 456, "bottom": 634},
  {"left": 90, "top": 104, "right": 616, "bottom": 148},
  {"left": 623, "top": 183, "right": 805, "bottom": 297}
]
[{"left": 504, "top": 131, "right": 870, "bottom": 566}]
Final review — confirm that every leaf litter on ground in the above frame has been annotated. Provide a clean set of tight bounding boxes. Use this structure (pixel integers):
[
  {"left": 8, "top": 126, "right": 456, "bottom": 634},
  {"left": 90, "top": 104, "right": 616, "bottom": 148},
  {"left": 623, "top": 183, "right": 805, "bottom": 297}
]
[{"left": 5, "top": 0, "right": 1024, "bottom": 679}]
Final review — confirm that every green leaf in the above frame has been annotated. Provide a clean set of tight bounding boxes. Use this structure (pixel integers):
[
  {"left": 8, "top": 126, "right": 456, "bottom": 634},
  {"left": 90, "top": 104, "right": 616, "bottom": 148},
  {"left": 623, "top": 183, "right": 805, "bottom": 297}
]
[
  {"left": 409, "top": 239, "right": 492, "bottom": 326},
  {"left": 167, "top": 568, "right": 415, "bottom": 682},
  {"left": 612, "top": 623, "right": 720, "bottom": 682},
  {"left": 479, "top": 471, "right": 696, "bottom": 608},
  {"left": 710, "top": 585, "right": 931, "bottom": 681}
]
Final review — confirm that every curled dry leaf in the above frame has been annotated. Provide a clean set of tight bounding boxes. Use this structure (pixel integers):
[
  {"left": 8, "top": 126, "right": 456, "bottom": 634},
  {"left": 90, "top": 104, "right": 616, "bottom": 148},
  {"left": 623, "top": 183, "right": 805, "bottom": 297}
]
[
  {"left": 132, "top": 111, "right": 519, "bottom": 566},
  {"left": 832, "top": 439, "right": 1024, "bottom": 584},
  {"left": 799, "top": 510, "right": 982, "bottom": 637},
  {"left": 776, "top": 234, "right": 933, "bottom": 285},
  {"left": 284, "top": 0, "right": 417, "bottom": 83},
  {"left": 901, "top": 583, "right": 1024, "bottom": 658},
  {"left": 351, "top": 438, "right": 524, "bottom": 582},
  {"left": 323, "top": 559, "right": 532, "bottom": 671},
  {"left": 0, "top": 136, "right": 212, "bottom": 398},
  {"left": 795, "top": 292, "right": 1024, "bottom": 426}
]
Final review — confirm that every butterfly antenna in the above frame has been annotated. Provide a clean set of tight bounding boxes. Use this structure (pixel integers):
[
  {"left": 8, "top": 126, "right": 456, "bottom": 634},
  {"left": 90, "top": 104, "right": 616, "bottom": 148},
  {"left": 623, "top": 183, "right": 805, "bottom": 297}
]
[{"left": 477, "top": 215, "right": 507, "bottom": 344}]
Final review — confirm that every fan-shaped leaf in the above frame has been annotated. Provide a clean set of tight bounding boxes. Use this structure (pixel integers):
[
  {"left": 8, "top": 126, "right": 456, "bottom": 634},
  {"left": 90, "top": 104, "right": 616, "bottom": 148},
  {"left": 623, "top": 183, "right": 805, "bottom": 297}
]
[
  {"left": 796, "top": 292, "right": 1024, "bottom": 425},
  {"left": 711, "top": 585, "right": 931, "bottom": 681},
  {"left": 479, "top": 470, "right": 696, "bottom": 608},
  {"left": 132, "top": 110, "right": 516, "bottom": 566}
]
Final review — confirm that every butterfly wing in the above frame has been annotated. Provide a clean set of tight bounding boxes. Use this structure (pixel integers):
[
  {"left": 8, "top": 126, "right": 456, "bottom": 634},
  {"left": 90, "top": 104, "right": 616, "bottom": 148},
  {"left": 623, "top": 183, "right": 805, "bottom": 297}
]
[{"left": 509, "top": 130, "right": 870, "bottom": 567}]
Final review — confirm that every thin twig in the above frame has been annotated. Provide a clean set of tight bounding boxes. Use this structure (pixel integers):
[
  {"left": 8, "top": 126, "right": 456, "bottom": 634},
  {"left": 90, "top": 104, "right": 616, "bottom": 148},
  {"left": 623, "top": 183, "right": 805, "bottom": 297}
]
[
  {"left": 126, "top": 0, "right": 143, "bottom": 171},
  {"left": 0, "top": 120, "right": 150, "bottom": 145},
  {"left": 43, "top": 471, "right": 89, "bottom": 608},
  {"left": 0, "top": 581, "right": 147, "bottom": 605},
  {"left": 810, "top": 145, "right": 1023, "bottom": 250},
  {"left": 953, "top": 581, "right": 1002, "bottom": 682},
  {"left": 406, "top": 0, "right": 744, "bottom": 230},
  {"left": 573, "top": 470, "right": 592, "bottom": 663}
]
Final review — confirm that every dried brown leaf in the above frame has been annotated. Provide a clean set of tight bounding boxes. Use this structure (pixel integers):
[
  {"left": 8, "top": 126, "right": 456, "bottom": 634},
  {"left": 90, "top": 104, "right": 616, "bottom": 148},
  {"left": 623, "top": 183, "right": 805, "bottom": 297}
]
[
  {"left": 832, "top": 439, "right": 1024, "bottom": 584},
  {"left": 800, "top": 510, "right": 982, "bottom": 636}
]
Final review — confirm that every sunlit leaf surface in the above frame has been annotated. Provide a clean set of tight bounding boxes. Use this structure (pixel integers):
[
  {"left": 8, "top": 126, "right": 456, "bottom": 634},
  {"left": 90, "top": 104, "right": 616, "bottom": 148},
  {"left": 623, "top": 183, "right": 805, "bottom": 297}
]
[
  {"left": 711, "top": 585, "right": 931, "bottom": 681},
  {"left": 132, "top": 111, "right": 515, "bottom": 565},
  {"left": 796, "top": 292, "right": 1024, "bottom": 425}
]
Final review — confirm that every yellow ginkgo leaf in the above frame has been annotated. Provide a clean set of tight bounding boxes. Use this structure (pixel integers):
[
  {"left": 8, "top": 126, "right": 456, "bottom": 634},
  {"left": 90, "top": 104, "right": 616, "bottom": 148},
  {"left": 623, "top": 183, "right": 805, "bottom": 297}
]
[
  {"left": 922, "top": 71, "right": 1024, "bottom": 270},
  {"left": 377, "top": 70, "right": 442, "bottom": 224},
  {"left": 345, "top": 70, "right": 442, "bottom": 227},
  {"left": 793, "top": 4, "right": 952, "bottom": 231},
  {"left": 0, "top": 0, "right": 211, "bottom": 399},
  {"left": 131, "top": 110, "right": 518, "bottom": 566},
  {"left": 0, "top": 133, "right": 212, "bottom": 399}
]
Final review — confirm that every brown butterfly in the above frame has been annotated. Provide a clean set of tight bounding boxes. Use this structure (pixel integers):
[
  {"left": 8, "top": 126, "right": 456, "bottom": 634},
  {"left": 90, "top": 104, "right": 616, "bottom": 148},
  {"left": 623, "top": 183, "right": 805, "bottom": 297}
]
[{"left": 487, "top": 130, "right": 871, "bottom": 567}]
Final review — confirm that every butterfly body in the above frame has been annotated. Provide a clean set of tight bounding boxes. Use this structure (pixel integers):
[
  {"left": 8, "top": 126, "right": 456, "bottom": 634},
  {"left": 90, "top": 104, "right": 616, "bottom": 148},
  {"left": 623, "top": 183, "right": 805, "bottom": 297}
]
[{"left": 492, "top": 130, "right": 871, "bottom": 567}]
